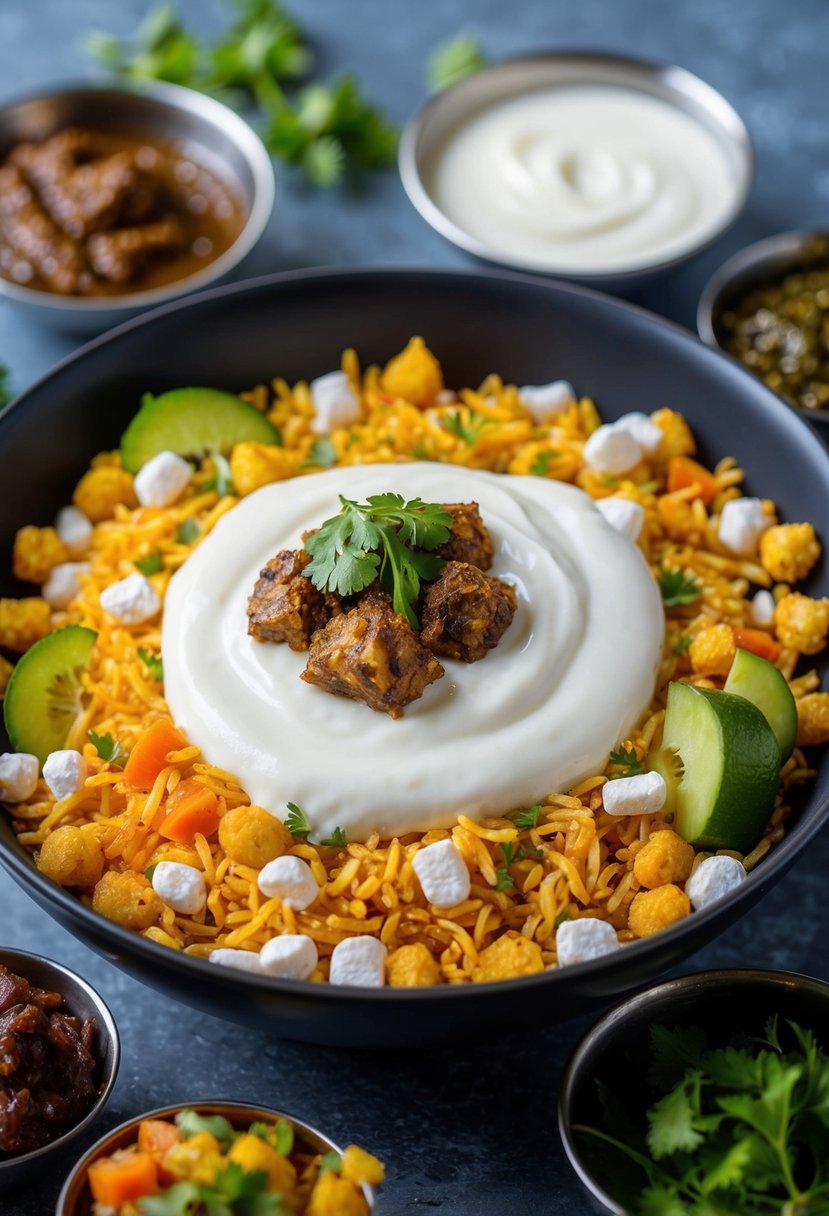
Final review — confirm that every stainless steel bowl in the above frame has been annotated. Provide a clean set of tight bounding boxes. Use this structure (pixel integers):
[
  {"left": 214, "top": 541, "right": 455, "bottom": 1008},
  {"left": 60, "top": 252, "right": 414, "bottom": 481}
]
[
  {"left": 56, "top": 1100, "right": 378, "bottom": 1215},
  {"left": 0, "top": 80, "right": 275, "bottom": 333},
  {"left": 698, "top": 229, "right": 829, "bottom": 426},
  {"left": 558, "top": 968, "right": 829, "bottom": 1214},
  {"left": 0, "top": 947, "right": 120, "bottom": 1194},
  {"left": 399, "top": 51, "right": 753, "bottom": 291}
]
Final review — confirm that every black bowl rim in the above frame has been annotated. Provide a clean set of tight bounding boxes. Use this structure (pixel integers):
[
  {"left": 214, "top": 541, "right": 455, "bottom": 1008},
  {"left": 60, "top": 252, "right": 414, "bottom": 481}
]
[
  {"left": 0, "top": 947, "right": 120, "bottom": 1172},
  {"left": 55, "top": 1098, "right": 376, "bottom": 1215},
  {"left": 0, "top": 77, "right": 276, "bottom": 313},
  {"left": 696, "top": 227, "right": 829, "bottom": 422},
  {"left": 398, "top": 47, "right": 755, "bottom": 284},
  {"left": 557, "top": 966, "right": 829, "bottom": 1214},
  {"left": 0, "top": 263, "right": 828, "bottom": 1007}
]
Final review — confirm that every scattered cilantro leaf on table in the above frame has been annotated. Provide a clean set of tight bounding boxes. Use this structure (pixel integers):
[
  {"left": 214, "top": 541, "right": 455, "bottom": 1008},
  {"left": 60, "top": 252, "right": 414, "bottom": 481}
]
[
  {"left": 304, "top": 493, "right": 453, "bottom": 628},
  {"left": 427, "top": 33, "right": 488, "bottom": 92},
  {"left": 88, "top": 730, "right": 126, "bottom": 768},
  {"left": 658, "top": 565, "right": 702, "bottom": 607}
]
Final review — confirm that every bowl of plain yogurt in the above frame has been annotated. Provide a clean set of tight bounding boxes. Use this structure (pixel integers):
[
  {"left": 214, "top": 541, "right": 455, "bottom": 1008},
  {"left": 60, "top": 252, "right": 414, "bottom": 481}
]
[{"left": 399, "top": 51, "right": 753, "bottom": 290}]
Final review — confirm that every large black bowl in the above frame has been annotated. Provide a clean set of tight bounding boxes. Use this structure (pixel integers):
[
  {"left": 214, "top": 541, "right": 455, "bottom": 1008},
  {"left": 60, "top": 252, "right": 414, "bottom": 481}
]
[{"left": 1, "top": 267, "right": 827, "bottom": 1047}]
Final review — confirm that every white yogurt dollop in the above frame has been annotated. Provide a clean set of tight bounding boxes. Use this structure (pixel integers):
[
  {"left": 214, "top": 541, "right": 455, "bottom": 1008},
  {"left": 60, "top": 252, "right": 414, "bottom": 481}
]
[
  {"left": 163, "top": 464, "right": 664, "bottom": 841},
  {"left": 429, "top": 86, "right": 740, "bottom": 272}
]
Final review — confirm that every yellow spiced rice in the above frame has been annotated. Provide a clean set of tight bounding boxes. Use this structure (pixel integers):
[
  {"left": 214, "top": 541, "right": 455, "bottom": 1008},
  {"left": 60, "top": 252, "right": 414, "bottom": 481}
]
[{"left": 2, "top": 337, "right": 826, "bottom": 987}]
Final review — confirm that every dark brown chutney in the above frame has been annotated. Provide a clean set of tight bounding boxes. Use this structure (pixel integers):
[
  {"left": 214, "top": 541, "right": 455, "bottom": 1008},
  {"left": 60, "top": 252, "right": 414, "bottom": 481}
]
[
  {"left": 0, "top": 127, "right": 244, "bottom": 296},
  {"left": 0, "top": 962, "right": 97, "bottom": 1155}
]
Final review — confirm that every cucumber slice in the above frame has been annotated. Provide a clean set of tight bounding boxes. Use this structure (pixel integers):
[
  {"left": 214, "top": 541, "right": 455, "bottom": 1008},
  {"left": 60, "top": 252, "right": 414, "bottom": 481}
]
[
  {"left": 3, "top": 626, "right": 97, "bottom": 766},
  {"left": 120, "top": 388, "right": 280, "bottom": 473},
  {"left": 662, "top": 681, "right": 781, "bottom": 854},
  {"left": 723, "top": 648, "right": 797, "bottom": 761}
]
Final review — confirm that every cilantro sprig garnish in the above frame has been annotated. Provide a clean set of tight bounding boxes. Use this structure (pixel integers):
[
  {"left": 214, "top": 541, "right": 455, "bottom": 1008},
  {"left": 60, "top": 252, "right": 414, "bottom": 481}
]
[
  {"left": 284, "top": 801, "right": 311, "bottom": 839},
  {"left": 574, "top": 1016, "right": 829, "bottom": 1216},
  {"left": 88, "top": 730, "right": 126, "bottom": 768},
  {"left": 513, "top": 804, "right": 542, "bottom": 830},
  {"left": 319, "top": 826, "right": 348, "bottom": 849},
  {"left": 657, "top": 565, "right": 702, "bottom": 607},
  {"left": 304, "top": 493, "right": 453, "bottom": 629},
  {"left": 608, "top": 746, "right": 645, "bottom": 779},
  {"left": 443, "top": 408, "right": 491, "bottom": 445},
  {"left": 427, "top": 32, "right": 488, "bottom": 92},
  {"left": 140, "top": 1162, "right": 287, "bottom": 1215},
  {"left": 494, "top": 842, "right": 516, "bottom": 892},
  {"left": 138, "top": 647, "right": 164, "bottom": 682}
]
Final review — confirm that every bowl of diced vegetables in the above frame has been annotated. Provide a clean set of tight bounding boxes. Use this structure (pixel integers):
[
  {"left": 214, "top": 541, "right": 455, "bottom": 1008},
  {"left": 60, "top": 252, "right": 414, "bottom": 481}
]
[
  {"left": 558, "top": 967, "right": 829, "bottom": 1215},
  {"left": 56, "top": 1101, "right": 383, "bottom": 1216}
]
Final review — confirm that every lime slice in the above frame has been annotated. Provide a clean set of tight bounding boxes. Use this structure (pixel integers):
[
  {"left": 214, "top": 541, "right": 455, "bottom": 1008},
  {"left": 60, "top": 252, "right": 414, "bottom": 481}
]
[
  {"left": 662, "top": 681, "right": 781, "bottom": 854},
  {"left": 120, "top": 387, "right": 280, "bottom": 473},
  {"left": 723, "top": 648, "right": 797, "bottom": 761},
  {"left": 3, "top": 626, "right": 97, "bottom": 766}
]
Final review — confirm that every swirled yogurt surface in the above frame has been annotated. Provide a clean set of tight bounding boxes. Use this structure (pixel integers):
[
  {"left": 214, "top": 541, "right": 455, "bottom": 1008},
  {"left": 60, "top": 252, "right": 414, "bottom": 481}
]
[
  {"left": 428, "top": 86, "right": 740, "bottom": 272},
  {"left": 163, "top": 464, "right": 664, "bottom": 840}
]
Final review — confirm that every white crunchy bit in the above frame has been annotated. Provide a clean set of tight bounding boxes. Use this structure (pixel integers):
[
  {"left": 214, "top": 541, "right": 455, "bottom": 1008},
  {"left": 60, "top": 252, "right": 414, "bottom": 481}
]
[
  {"left": 750, "top": 589, "right": 776, "bottom": 627},
  {"left": 209, "top": 947, "right": 265, "bottom": 974},
  {"left": 602, "top": 771, "right": 666, "bottom": 816},
  {"left": 685, "top": 855, "right": 746, "bottom": 910},
  {"left": 257, "top": 855, "right": 320, "bottom": 909},
  {"left": 583, "top": 424, "right": 642, "bottom": 475},
  {"left": 0, "top": 753, "right": 39, "bottom": 802},
  {"left": 42, "top": 562, "right": 90, "bottom": 610},
  {"left": 411, "top": 838, "right": 471, "bottom": 909},
  {"left": 613, "top": 411, "right": 663, "bottom": 455},
  {"left": 329, "top": 936, "right": 388, "bottom": 987},
  {"left": 595, "top": 497, "right": 645, "bottom": 542},
  {"left": 518, "top": 379, "right": 576, "bottom": 423},
  {"left": 556, "top": 918, "right": 620, "bottom": 966},
  {"left": 55, "top": 505, "right": 93, "bottom": 557},
  {"left": 259, "top": 934, "right": 318, "bottom": 980},
  {"left": 718, "top": 498, "right": 772, "bottom": 558},
  {"left": 151, "top": 860, "right": 207, "bottom": 915},
  {"left": 309, "top": 370, "right": 361, "bottom": 434},
  {"left": 42, "top": 750, "right": 87, "bottom": 801},
  {"left": 134, "top": 451, "right": 192, "bottom": 508},
  {"left": 100, "top": 573, "right": 161, "bottom": 625}
]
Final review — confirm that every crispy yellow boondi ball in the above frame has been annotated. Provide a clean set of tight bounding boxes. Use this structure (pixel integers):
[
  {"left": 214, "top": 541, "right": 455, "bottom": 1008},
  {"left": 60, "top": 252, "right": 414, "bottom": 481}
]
[
  {"left": 689, "top": 624, "right": 737, "bottom": 677},
  {"left": 628, "top": 885, "right": 691, "bottom": 938},
  {"left": 12, "top": 526, "right": 69, "bottom": 584},
  {"left": 796, "top": 692, "right": 829, "bottom": 746},
  {"left": 37, "top": 825, "right": 105, "bottom": 888},
  {"left": 218, "top": 804, "right": 292, "bottom": 868},
  {"left": 775, "top": 593, "right": 829, "bottom": 655},
  {"left": 760, "top": 522, "right": 821, "bottom": 583},
  {"left": 228, "top": 1134, "right": 297, "bottom": 1194},
  {"left": 73, "top": 465, "right": 137, "bottom": 522},
  {"left": 92, "top": 869, "right": 162, "bottom": 930},
  {"left": 386, "top": 942, "right": 441, "bottom": 988},
  {"left": 308, "top": 1172, "right": 369, "bottom": 1216},
  {"left": 651, "top": 408, "right": 695, "bottom": 459},
  {"left": 633, "top": 830, "right": 695, "bottom": 889},
  {"left": 230, "top": 442, "right": 298, "bottom": 496},
  {"left": 0, "top": 597, "right": 51, "bottom": 652},
  {"left": 472, "top": 932, "right": 544, "bottom": 982},
  {"left": 380, "top": 336, "right": 444, "bottom": 407}
]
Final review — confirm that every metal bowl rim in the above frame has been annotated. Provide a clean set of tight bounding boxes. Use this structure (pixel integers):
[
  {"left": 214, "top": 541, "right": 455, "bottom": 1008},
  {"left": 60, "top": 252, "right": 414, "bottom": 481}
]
[
  {"left": 557, "top": 966, "right": 829, "bottom": 1214},
  {"left": 0, "top": 78, "right": 275, "bottom": 313},
  {"left": 0, "top": 946, "right": 121, "bottom": 1173},
  {"left": 399, "top": 48, "right": 754, "bottom": 283}
]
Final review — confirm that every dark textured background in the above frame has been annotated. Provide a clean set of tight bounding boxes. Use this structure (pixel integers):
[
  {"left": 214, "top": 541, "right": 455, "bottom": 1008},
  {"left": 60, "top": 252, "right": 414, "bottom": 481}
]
[{"left": 1, "top": 1, "right": 829, "bottom": 1212}]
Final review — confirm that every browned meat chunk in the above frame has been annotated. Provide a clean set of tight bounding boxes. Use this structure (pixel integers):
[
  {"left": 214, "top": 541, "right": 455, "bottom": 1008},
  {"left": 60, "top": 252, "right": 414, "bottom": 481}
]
[
  {"left": 302, "top": 589, "right": 444, "bottom": 718},
  {"left": 421, "top": 561, "right": 516, "bottom": 662},
  {"left": 0, "top": 165, "right": 88, "bottom": 293},
  {"left": 437, "top": 502, "right": 494, "bottom": 571},
  {"left": 86, "top": 218, "right": 184, "bottom": 283},
  {"left": 248, "top": 549, "right": 337, "bottom": 651}
]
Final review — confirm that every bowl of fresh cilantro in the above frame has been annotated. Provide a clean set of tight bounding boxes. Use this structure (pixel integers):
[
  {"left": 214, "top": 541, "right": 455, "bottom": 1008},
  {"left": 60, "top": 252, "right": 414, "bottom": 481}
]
[{"left": 559, "top": 967, "right": 829, "bottom": 1216}]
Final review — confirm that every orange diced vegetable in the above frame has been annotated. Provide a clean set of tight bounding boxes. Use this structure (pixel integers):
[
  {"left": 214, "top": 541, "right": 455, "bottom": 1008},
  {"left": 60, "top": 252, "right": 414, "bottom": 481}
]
[
  {"left": 666, "top": 456, "right": 719, "bottom": 505},
  {"left": 157, "top": 778, "right": 219, "bottom": 843},
  {"left": 123, "top": 718, "right": 187, "bottom": 789},
  {"left": 138, "top": 1119, "right": 181, "bottom": 1185},
  {"left": 732, "top": 629, "right": 782, "bottom": 663},
  {"left": 88, "top": 1151, "right": 159, "bottom": 1205}
]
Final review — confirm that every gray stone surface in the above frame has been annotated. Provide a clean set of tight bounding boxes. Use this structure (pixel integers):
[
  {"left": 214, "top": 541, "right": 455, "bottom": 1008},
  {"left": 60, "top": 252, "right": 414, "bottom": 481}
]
[{"left": 1, "top": 1, "right": 829, "bottom": 1212}]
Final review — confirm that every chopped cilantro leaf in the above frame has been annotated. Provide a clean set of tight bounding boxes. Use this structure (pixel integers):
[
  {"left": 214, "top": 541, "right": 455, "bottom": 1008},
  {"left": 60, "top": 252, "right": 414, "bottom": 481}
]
[
  {"left": 513, "top": 803, "right": 542, "bottom": 830},
  {"left": 136, "top": 552, "right": 164, "bottom": 576},
  {"left": 204, "top": 452, "right": 234, "bottom": 495},
  {"left": 138, "top": 647, "right": 164, "bottom": 681},
  {"left": 319, "top": 826, "right": 348, "bottom": 848},
  {"left": 494, "top": 841, "right": 515, "bottom": 891},
  {"left": 88, "top": 730, "right": 126, "bottom": 768},
  {"left": 443, "top": 408, "right": 490, "bottom": 445},
  {"left": 303, "top": 436, "right": 337, "bottom": 467},
  {"left": 608, "top": 745, "right": 645, "bottom": 778},
  {"left": 175, "top": 518, "right": 201, "bottom": 545},
  {"left": 530, "top": 450, "right": 560, "bottom": 477},
  {"left": 319, "top": 1150, "right": 342, "bottom": 1176},
  {"left": 145, "top": 863, "right": 158, "bottom": 882},
  {"left": 427, "top": 32, "right": 488, "bottom": 92},
  {"left": 657, "top": 565, "right": 701, "bottom": 607},
  {"left": 175, "top": 1108, "right": 236, "bottom": 1149},
  {"left": 672, "top": 634, "right": 693, "bottom": 656},
  {"left": 554, "top": 911, "right": 571, "bottom": 928},
  {"left": 284, "top": 801, "right": 311, "bottom": 839},
  {"left": 517, "top": 844, "right": 544, "bottom": 860},
  {"left": 637, "top": 479, "right": 659, "bottom": 495}
]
